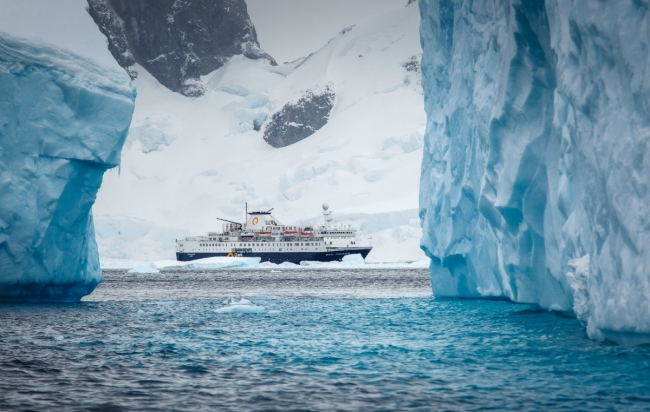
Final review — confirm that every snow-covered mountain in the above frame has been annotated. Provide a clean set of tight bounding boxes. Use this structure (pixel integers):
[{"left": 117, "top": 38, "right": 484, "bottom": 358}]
[
  {"left": 419, "top": 0, "right": 650, "bottom": 344},
  {"left": 87, "top": 0, "right": 275, "bottom": 97},
  {"left": 0, "top": 0, "right": 135, "bottom": 301},
  {"left": 93, "top": 1, "right": 426, "bottom": 263}
]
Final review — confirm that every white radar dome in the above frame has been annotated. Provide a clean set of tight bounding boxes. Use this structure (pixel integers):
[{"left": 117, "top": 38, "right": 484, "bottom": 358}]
[{"left": 322, "top": 203, "right": 329, "bottom": 210}]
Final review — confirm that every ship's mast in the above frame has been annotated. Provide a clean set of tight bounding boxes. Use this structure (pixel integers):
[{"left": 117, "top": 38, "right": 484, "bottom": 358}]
[{"left": 322, "top": 203, "right": 333, "bottom": 227}]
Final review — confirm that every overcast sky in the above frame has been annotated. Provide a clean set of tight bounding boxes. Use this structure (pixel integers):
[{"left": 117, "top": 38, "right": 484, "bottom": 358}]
[{"left": 246, "top": 0, "right": 409, "bottom": 64}]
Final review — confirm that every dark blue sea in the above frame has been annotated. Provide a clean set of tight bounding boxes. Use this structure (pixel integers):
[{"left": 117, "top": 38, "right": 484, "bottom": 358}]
[{"left": 1, "top": 268, "right": 649, "bottom": 411}]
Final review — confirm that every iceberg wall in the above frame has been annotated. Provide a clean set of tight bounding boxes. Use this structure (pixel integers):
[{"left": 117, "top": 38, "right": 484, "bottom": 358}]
[
  {"left": 418, "top": 0, "right": 650, "bottom": 344},
  {"left": 0, "top": 35, "right": 135, "bottom": 301}
]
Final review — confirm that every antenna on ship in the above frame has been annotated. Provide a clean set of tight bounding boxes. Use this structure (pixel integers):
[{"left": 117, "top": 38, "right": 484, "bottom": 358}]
[{"left": 245, "top": 202, "right": 248, "bottom": 229}]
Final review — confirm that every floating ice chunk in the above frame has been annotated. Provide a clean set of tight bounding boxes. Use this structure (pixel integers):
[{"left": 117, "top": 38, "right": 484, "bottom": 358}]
[
  {"left": 128, "top": 263, "right": 159, "bottom": 274},
  {"left": 341, "top": 254, "right": 367, "bottom": 267},
  {"left": 300, "top": 254, "right": 367, "bottom": 268},
  {"left": 407, "top": 258, "right": 431, "bottom": 269},
  {"left": 216, "top": 298, "right": 265, "bottom": 314},
  {"left": 155, "top": 257, "right": 261, "bottom": 270},
  {"left": 100, "top": 259, "right": 147, "bottom": 270}
]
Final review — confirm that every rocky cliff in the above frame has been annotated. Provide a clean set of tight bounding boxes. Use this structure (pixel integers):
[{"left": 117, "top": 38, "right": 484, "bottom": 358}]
[{"left": 87, "top": 0, "right": 275, "bottom": 97}]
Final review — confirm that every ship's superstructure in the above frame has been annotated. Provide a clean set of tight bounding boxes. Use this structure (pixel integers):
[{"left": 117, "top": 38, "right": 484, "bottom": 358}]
[{"left": 175, "top": 204, "right": 372, "bottom": 264}]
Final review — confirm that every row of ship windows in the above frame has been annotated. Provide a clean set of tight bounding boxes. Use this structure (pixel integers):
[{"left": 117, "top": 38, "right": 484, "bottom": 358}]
[
  {"left": 199, "top": 242, "right": 322, "bottom": 247},
  {"left": 205, "top": 233, "right": 350, "bottom": 241}
]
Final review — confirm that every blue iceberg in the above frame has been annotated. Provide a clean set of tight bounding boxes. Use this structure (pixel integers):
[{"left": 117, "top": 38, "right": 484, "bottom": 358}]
[
  {"left": 418, "top": 0, "right": 650, "bottom": 344},
  {"left": 0, "top": 35, "right": 135, "bottom": 301}
]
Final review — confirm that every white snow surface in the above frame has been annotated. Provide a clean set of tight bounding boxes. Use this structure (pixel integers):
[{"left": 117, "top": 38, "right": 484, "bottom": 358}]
[
  {"left": 418, "top": 0, "right": 650, "bottom": 344},
  {"left": 246, "top": 0, "right": 409, "bottom": 63},
  {"left": 101, "top": 254, "right": 431, "bottom": 271},
  {"left": 94, "top": 3, "right": 426, "bottom": 264},
  {"left": 107, "top": 257, "right": 261, "bottom": 272}
]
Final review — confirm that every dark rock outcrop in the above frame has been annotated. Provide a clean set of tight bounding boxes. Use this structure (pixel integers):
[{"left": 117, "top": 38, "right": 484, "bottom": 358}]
[
  {"left": 263, "top": 86, "right": 335, "bottom": 148},
  {"left": 402, "top": 54, "right": 422, "bottom": 90},
  {"left": 86, "top": 0, "right": 137, "bottom": 79},
  {"left": 402, "top": 54, "right": 420, "bottom": 74},
  {"left": 87, "top": 0, "right": 276, "bottom": 97}
]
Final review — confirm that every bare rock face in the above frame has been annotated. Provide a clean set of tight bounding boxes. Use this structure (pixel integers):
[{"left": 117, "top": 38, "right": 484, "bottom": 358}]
[
  {"left": 263, "top": 86, "right": 335, "bottom": 148},
  {"left": 87, "top": 0, "right": 276, "bottom": 97}
]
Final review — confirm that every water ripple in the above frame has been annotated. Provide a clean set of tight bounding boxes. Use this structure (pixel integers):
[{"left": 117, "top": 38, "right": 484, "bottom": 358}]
[{"left": 0, "top": 269, "right": 648, "bottom": 410}]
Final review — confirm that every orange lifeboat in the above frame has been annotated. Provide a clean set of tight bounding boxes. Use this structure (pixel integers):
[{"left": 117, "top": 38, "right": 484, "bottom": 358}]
[
  {"left": 299, "top": 226, "right": 313, "bottom": 237},
  {"left": 283, "top": 226, "right": 297, "bottom": 236},
  {"left": 259, "top": 226, "right": 272, "bottom": 236}
]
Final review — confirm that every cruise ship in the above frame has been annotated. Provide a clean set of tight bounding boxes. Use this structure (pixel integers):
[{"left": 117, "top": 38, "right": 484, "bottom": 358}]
[{"left": 175, "top": 204, "right": 372, "bottom": 264}]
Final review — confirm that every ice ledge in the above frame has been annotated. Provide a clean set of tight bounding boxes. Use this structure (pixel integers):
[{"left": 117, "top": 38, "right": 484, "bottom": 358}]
[
  {"left": 0, "top": 34, "right": 135, "bottom": 302},
  {"left": 0, "top": 33, "right": 134, "bottom": 97},
  {"left": 0, "top": 34, "right": 136, "bottom": 167}
]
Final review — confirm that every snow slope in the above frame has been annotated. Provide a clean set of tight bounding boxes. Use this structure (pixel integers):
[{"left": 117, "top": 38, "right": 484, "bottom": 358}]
[
  {"left": 0, "top": 0, "right": 135, "bottom": 301},
  {"left": 93, "top": 2, "right": 425, "bottom": 263},
  {"left": 418, "top": 0, "right": 650, "bottom": 344}
]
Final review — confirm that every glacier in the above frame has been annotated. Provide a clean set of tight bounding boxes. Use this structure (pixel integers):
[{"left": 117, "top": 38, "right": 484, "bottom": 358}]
[
  {"left": 418, "top": 0, "right": 650, "bottom": 344},
  {"left": 0, "top": 24, "right": 135, "bottom": 300},
  {"left": 93, "top": 3, "right": 427, "bottom": 264}
]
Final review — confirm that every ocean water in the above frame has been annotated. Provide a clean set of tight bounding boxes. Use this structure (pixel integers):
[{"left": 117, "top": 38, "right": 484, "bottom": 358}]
[{"left": 1, "top": 269, "right": 649, "bottom": 411}]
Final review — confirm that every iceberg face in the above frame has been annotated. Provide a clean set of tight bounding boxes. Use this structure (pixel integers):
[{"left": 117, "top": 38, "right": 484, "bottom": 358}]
[
  {"left": 418, "top": 0, "right": 650, "bottom": 344},
  {"left": 0, "top": 36, "right": 135, "bottom": 301}
]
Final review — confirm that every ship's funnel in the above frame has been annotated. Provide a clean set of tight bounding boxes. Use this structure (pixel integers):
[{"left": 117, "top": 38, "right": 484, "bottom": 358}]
[{"left": 246, "top": 210, "right": 282, "bottom": 230}]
